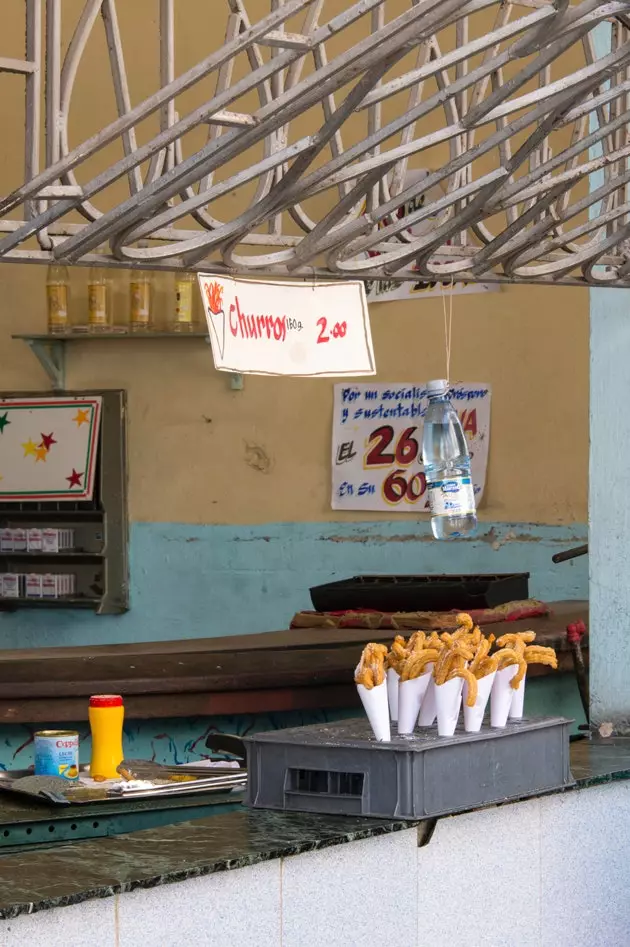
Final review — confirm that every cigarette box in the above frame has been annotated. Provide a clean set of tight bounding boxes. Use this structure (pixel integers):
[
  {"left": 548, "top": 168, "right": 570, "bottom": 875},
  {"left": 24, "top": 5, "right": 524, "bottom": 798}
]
[
  {"left": 0, "top": 529, "right": 13, "bottom": 552},
  {"left": 2, "top": 573, "right": 21, "bottom": 598},
  {"left": 42, "top": 574, "right": 58, "bottom": 598},
  {"left": 12, "top": 529, "right": 26, "bottom": 552},
  {"left": 59, "top": 529, "right": 74, "bottom": 551},
  {"left": 41, "top": 528, "right": 59, "bottom": 553},
  {"left": 246, "top": 716, "right": 574, "bottom": 820},
  {"left": 27, "top": 528, "right": 43, "bottom": 552},
  {"left": 25, "top": 574, "right": 43, "bottom": 598}
]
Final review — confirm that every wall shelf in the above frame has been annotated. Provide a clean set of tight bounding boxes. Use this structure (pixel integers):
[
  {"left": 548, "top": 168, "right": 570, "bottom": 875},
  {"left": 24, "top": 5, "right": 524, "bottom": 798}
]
[
  {"left": 12, "top": 333, "right": 244, "bottom": 392},
  {"left": 0, "top": 552, "right": 104, "bottom": 562},
  {"left": 0, "top": 596, "right": 101, "bottom": 611}
]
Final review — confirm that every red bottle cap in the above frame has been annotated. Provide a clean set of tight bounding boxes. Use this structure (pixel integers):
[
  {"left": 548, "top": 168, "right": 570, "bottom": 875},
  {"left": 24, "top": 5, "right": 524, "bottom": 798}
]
[{"left": 89, "top": 694, "right": 123, "bottom": 707}]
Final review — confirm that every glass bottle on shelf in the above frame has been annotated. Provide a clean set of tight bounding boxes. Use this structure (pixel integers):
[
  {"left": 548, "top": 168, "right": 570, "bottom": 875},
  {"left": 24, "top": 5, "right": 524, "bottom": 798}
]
[
  {"left": 87, "top": 249, "right": 112, "bottom": 333},
  {"left": 172, "top": 271, "right": 196, "bottom": 332},
  {"left": 46, "top": 263, "right": 70, "bottom": 335},
  {"left": 129, "top": 269, "right": 152, "bottom": 332}
]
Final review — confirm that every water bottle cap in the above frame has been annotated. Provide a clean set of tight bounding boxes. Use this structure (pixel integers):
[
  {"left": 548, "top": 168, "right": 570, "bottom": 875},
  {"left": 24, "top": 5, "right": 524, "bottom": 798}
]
[{"left": 427, "top": 379, "right": 449, "bottom": 395}]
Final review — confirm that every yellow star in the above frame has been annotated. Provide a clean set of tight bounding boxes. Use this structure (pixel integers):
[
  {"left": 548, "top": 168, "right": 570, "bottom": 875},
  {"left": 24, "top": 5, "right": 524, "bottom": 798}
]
[
  {"left": 73, "top": 408, "right": 90, "bottom": 427},
  {"left": 22, "top": 438, "right": 37, "bottom": 457},
  {"left": 35, "top": 446, "right": 48, "bottom": 463}
]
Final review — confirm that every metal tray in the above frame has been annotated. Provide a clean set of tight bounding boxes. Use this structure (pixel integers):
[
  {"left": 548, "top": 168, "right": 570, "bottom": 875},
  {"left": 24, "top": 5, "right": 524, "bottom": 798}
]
[
  {"left": 0, "top": 764, "right": 247, "bottom": 807},
  {"left": 309, "top": 573, "right": 530, "bottom": 613}
]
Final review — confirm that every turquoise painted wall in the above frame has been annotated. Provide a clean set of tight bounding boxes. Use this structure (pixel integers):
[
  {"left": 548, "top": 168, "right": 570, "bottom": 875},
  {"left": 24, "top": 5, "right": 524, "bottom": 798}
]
[
  {"left": 0, "top": 519, "right": 587, "bottom": 768},
  {"left": 0, "top": 520, "right": 587, "bottom": 649}
]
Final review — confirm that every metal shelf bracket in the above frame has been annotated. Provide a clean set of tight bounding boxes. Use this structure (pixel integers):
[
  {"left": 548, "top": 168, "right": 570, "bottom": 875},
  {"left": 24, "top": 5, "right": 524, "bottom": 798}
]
[
  {"left": 24, "top": 338, "right": 65, "bottom": 390},
  {"left": 15, "top": 334, "right": 244, "bottom": 392},
  {"left": 203, "top": 336, "right": 244, "bottom": 391}
]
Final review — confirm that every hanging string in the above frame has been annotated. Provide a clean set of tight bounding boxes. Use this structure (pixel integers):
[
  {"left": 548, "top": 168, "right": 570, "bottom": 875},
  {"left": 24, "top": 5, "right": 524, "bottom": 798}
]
[{"left": 441, "top": 276, "right": 455, "bottom": 383}]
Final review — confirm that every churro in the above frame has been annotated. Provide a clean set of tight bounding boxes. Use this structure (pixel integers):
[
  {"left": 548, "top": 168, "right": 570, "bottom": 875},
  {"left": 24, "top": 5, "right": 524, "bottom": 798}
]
[
  {"left": 355, "top": 642, "right": 388, "bottom": 689},
  {"left": 454, "top": 612, "right": 474, "bottom": 632},
  {"left": 400, "top": 648, "right": 440, "bottom": 682},
  {"left": 494, "top": 646, "right": 528, "bottom": 689},
  {"left": 524, "top": 645, "right": 558, "bottom": 669},
  {"left": 470, "top": 635, "right": 492, "bottom": 677},
  {"left": 495, "top": 630, "right": 536, "bottom": 651},
  {"left": 447, "top": 666, "right": 478, "bottom": 707},
  {"left": 386, "top": 636, "right": 409, "bottom": 675},
  {"left": 407, "top": 631, "right": 427, "bottom": 652},
  {"left": 476, "top": 655, "right": 499, "bottom": 678},
  {"left": 434, "top": 642, "right": 474, "bottom": 686}
]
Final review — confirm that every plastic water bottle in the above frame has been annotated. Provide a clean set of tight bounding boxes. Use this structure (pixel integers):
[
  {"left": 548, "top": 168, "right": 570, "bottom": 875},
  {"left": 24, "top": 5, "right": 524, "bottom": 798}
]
[{"left": 422, "top": 379, "right": 477, "bottom": 539}]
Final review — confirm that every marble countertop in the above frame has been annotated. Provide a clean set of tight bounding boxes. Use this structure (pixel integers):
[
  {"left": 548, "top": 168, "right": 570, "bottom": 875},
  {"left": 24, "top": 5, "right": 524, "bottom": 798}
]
[
  {"left": 0, "top": 735, "right": 628, "bottom": 922},
  {"left": 0, "top": 809, "right": 413, "bottom": 920}
]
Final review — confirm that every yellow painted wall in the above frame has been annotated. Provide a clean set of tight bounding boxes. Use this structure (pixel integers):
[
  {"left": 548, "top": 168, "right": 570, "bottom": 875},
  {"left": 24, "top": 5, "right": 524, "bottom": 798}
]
[
  {"left": 0, "top": 262, "right": 588, "bottom": 525},
  {"left": 0, "top": 2, "right": 589, "bottom": 528}
]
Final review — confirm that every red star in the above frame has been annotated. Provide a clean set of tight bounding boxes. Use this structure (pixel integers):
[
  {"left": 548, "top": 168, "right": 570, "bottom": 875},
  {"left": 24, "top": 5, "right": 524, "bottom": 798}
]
[
  {"left": 40, "top": 433, "right": 57, "bottom": 450},
  {"left": 66, "top": 469, "right": 83, "bottom": 489}
]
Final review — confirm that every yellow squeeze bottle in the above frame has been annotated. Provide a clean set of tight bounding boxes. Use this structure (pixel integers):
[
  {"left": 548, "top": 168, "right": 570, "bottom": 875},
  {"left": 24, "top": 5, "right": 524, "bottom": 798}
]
[{"left": 89, "top": 694, "right": 124, "bottom": 779}]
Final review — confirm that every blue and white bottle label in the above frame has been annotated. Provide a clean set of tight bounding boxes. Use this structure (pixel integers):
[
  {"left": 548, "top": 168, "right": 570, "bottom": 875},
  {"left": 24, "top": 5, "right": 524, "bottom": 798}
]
[{"left": 427, "top": 476, "right": 475, "bottom": 517}]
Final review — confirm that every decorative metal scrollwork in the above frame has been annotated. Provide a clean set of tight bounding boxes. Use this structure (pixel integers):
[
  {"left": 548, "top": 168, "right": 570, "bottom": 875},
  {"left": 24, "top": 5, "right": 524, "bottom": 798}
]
[{"left": 1, "top": 1, "right": 630, "bottom": 286}]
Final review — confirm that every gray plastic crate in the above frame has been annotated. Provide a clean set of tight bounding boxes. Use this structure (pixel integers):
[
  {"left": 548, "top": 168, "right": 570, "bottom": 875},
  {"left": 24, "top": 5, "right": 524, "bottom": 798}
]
[{"left": 246, "top": 716, "right": 574, "bottom": 820}]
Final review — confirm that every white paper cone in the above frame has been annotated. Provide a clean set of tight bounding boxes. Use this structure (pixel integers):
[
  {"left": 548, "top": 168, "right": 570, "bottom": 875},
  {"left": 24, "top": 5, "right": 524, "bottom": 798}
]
[
  {"left": 397, "top": 672, "right": 432, "bottom": 735},
  {"left": 463, "top": 671, "right": 496, "bottom": 733},
  {"left": 435, "top": 677, "right": 463, "bottom": 737},
  {"left": 357, "top": 680, "right": 391, "bottom": 741},
  {"left": 417, "top": 667, "right": 437, "bottom": 727},
  {"left": 491, "top": 665, "right": 519, "bottom": 728},
  {"left": 387, "top": 668, "right": 400, "bottom": 722},
  {"left": 509, "top": 672, "right": 526, "bottom": 720}
]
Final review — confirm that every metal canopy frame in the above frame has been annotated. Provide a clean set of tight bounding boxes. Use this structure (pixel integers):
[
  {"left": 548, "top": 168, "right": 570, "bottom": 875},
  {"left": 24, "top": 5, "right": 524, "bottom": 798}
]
[{"left": 1, "top": 1, "right": 630, "bottom": 286}]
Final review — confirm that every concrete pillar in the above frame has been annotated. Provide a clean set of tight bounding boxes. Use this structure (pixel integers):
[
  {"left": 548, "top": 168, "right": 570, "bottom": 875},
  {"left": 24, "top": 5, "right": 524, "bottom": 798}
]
[{"left": 589, "top": 287, "right": 630, "bottom": 730}]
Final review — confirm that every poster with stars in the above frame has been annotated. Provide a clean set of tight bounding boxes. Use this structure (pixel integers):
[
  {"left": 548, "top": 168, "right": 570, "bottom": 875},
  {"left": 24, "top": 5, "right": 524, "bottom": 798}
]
[
  {"left": 331, "top": 382, "right": 491, "bottom": 512},
  {"left": 0, "top": 397, "right": 101, "bottom": 501}
]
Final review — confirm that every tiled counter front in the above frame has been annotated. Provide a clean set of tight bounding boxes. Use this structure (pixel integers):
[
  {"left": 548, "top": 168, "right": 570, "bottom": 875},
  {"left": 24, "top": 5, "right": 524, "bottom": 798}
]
[{"left": 3, "top": 777, "right": 630, "bottom": 947}]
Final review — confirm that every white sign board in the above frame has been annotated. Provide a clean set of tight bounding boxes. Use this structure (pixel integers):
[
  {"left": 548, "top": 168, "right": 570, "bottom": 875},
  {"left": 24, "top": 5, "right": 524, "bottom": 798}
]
[
  {"left": 331, "top": 382, "right": 491, "bottom": 512},
  {"left": 198, "top": 275, "right": 375, "bottom": 377},
  {"left": 0, "top": 396, "right": 102, "bottom": 501},
  {"left": 365, "top": 277, "right": 498, "bottom": 304}
]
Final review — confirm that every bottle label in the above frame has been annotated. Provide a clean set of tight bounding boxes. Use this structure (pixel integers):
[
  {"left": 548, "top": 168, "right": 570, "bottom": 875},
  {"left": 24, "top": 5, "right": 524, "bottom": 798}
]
[
  {"left": 427, "top": 476, "right": 475, "bottom": 517},
  {"left": 175, "top": 281, "right": 193, "bottom": 323},
  {"left": 47, "top": 284, "right": 68, "bottom": 325},
  {"left": 88, "top": 284, "right": 108, "bottom": 324},
  {"left": 131, "top": 282, "right": 150, "bottom": 322}
]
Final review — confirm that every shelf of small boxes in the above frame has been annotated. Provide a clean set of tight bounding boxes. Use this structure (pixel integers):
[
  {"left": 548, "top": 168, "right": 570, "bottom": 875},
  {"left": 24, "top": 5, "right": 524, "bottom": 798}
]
[{"left": 0, "top": 527, "right": 101, "bottom": 606}]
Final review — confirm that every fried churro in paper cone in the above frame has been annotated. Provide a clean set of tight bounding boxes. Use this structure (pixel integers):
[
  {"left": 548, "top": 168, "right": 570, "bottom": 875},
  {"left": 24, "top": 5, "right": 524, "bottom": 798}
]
[
  {"left": 387, "top": 668, "right": 400, "bottom": 722},
  {"left": 464, "top": 670, "right": 496, "bottom": 733},
  {"left": 507, "top": 644, "right": 556, "bottom": 719},
  {"left": 417, "top": 674, "right": 437, "bottom": 727},
  {"left": 397, "top": 671, "right": 432, "bottom": 736},
  {"left": 508, "top": 674, "right": 526, "bottom": 719},
  {"left": 357, "top": 681, "right": 391, "bottom": 741},
  {"left": 435, "top": 677, "right": 464, "bottom": 737},
  {"left": 355, "top": 643, "right": 390, "bottom": 741},
  {"left": 491, "top": 665, "right": 519, "bottom": 727}
]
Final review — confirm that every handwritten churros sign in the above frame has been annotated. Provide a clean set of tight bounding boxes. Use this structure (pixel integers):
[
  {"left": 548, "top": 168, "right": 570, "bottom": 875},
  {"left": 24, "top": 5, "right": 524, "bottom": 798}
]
[{"left": 198, "top": 274, "right": 375, "bottom": 377}]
